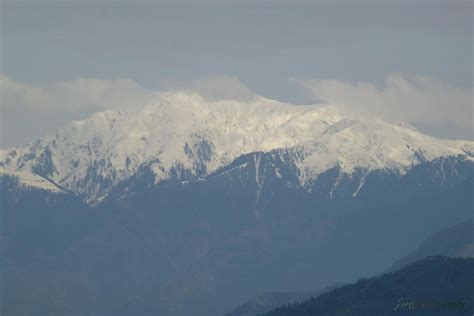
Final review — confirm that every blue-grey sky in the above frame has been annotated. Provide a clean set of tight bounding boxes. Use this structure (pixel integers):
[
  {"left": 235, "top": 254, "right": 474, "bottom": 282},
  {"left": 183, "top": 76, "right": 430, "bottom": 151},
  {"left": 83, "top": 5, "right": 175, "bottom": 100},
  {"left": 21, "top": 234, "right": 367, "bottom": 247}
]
[{"left": 1, "top": 1, "right": 472, "bottom": 148}]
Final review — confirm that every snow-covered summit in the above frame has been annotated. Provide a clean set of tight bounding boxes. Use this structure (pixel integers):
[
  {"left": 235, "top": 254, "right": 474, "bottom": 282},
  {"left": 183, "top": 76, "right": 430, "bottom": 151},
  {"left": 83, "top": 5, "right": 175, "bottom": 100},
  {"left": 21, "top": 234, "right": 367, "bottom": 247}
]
[{"left": 1, "top": 92, "right": 472, "bottom": 202}]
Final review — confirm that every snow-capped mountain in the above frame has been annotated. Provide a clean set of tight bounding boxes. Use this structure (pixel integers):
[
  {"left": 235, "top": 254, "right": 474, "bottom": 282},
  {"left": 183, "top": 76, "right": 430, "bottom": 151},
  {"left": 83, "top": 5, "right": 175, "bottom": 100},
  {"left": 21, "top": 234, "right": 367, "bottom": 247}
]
[
  {"left": 2, "top": 92, "right": 474, "bottom": 316},
  {"left": 1, "top": 92, "right": 472, "bottom": 203}
]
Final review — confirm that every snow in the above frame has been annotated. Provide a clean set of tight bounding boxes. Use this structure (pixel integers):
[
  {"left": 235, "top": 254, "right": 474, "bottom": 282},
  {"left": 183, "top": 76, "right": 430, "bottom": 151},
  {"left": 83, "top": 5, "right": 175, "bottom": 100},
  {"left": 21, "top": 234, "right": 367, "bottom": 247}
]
[
  {"left": 254, "top": 153, "right": 264, "bottom": 201},
  {"left": 329, "top": 172, "right": 343, "bottom": 200},
  {"left": 0, "top": 169, "right": 64, "bottom": 193},
  {"left": 352, "top": 174, "right": 367, "bottom": 198},
  {"left": 275, "top": 168, "right": 282, "bottom": 178},
  {"left": 440, "top": 159, "right": 446, "bottom": 181},
  {"left": 254, "top": 153, "right": 265, "bottom": 219},
  {"left": 0, "top": 91, "right": 472, "bottom": 202}
]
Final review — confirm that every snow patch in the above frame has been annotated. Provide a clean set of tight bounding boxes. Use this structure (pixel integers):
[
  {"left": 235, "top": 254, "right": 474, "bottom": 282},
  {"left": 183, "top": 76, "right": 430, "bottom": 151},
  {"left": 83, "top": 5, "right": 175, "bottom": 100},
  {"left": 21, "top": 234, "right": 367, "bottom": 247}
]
[
  {"left": 329, "top": 172, "right": 343, "bottom": 200},
  {"left": 0, "top": 169, "right": 64, "bottom": 193},
  {"left": 352, "top": 174, "right": 367, "bottom": 198},
  {"left": 254, "top": 153, "right": 265, "bottom": 219}
]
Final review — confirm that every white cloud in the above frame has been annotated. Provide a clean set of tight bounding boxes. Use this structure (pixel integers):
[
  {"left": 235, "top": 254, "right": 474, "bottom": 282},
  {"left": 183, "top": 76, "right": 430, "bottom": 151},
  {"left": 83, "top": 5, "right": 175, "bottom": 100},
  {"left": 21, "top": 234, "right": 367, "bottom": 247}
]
[
  {"left": 0, "top": 74, "right": 256, "bottom": 114},
  {"left": 1, "top": 73, "right": 471, "bottom": 148},
  {"left": 294, "top": 73, "right": 473, "bottom": 129},
  {"left": 160, "top": 75, "right": 256, "bottom": 101},
  {"left": 0, "top": 74, "right": 158, "bottom": 112},
  {"left": 0, "top": 74, "right": 258, "bottom": 148}
]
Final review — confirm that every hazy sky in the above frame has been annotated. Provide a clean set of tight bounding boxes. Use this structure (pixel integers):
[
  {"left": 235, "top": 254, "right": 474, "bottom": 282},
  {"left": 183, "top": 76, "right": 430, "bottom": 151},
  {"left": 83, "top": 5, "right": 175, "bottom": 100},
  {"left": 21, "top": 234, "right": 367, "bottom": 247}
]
[{"left": 1, "top": 1, "right": 472, "bottom": 148}]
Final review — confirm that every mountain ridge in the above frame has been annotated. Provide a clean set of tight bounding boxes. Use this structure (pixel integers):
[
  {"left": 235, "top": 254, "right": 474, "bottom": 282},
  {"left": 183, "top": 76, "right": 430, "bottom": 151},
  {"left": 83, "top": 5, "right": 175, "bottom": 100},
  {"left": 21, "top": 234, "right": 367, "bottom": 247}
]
[{"left": 1, "top": 92, "right": 473, "bottom": 203}]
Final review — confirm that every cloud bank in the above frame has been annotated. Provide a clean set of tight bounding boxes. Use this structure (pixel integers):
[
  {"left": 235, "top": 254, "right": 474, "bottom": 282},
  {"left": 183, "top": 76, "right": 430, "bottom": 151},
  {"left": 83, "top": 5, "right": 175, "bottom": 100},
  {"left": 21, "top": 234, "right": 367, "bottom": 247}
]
[
  {"left": 0, "top": 74, "right": 256, "bottom": 112},
  {"left": 0, "top": 74, "right": 258, "bottom": 148},
  {"left": 294, "top": 74, "right": 472, "bottom": 129},
  {"left": 1, "top": 73, "right": 472, "bottom": 148},
  {"left": 0, "top": 74, "right": 157, "bottom": 112}
]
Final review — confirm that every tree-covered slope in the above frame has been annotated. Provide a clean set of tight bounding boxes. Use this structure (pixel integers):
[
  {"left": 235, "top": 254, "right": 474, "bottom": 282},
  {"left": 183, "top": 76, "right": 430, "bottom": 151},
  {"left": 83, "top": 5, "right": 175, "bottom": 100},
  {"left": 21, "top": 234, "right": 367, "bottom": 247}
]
[{"left": 264, "top": 257, "right": 474, "bottom": 316}]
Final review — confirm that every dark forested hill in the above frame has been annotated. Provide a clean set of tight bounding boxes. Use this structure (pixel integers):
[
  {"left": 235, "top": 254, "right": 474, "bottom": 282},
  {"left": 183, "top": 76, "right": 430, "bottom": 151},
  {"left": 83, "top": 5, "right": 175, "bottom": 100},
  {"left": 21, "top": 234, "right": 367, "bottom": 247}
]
[
  {"left": 228, "top": 216, "right": 474, "bottom": 316},
  {"left": 263, "top": 257, "right": 474, "bottom": 316},
  {"left": 225, "top": 284, "right": 341, "bottom": 316}
]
